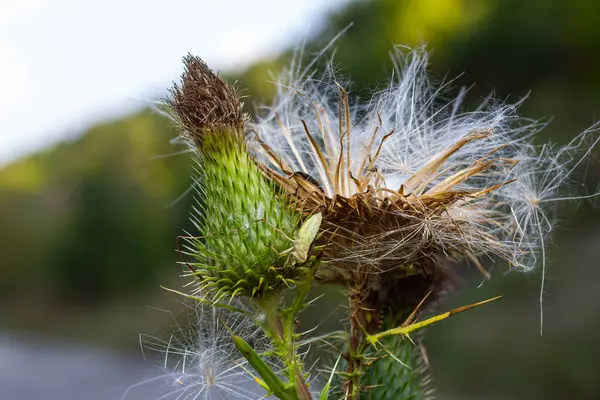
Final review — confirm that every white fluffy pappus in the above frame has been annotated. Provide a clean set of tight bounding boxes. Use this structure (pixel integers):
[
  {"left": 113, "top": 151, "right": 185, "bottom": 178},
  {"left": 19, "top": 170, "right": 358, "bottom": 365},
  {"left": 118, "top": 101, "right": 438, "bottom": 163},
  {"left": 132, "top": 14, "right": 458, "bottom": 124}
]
[
  {"left": 121, "top": 303, "right": 273, "bottom": 400},
  {"left": 249, "top": 46, "right": 600, "bottom": 327}
]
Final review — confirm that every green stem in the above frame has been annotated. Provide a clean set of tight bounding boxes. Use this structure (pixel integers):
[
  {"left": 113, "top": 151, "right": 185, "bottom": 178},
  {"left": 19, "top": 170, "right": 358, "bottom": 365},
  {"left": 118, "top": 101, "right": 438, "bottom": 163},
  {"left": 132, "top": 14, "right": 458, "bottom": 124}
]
[
  {"left": 344, "top": 284, "right": 369, "bottom": 400},
  {"left": 283, "top": 305, "right": 311, "bottom": 400},
  {"left": 345, "top": 305, "right": 363, "bottom": 399},
  {"left": 259, "top": 293, "right": 312, "bottom": 400}
]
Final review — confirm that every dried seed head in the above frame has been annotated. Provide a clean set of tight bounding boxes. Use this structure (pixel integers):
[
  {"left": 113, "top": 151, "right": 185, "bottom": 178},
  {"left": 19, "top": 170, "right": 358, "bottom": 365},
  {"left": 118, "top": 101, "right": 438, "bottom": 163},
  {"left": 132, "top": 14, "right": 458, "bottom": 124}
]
[
  {"left": 249, "top": 46, "right": 600, "bottom": 317},
  {"left": 168, "top": 54, "right": 246, "bottom": 147}
]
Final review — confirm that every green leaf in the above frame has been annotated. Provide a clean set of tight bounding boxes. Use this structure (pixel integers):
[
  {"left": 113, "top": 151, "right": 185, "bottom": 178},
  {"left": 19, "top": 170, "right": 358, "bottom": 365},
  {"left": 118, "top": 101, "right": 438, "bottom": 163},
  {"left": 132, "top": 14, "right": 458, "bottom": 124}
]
[
  {"left": 319, "top": 354, "right": 342, "bottom": 400},
  {"left": 232, "top": 335, "right": 299, "bottom": 400},
  {"left": 367, "top": 296, "right": 502, "bottom": 344}
]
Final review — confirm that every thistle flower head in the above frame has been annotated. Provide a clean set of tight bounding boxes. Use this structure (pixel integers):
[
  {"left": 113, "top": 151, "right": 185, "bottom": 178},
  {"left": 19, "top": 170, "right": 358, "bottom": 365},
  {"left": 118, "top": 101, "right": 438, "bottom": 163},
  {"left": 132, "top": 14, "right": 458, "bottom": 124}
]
[
  {"left": 168, "top": 56, "right": 305, "bottom": 300},
  {"left": 248, "top": 46, "right": 599, "bottom": 317}
]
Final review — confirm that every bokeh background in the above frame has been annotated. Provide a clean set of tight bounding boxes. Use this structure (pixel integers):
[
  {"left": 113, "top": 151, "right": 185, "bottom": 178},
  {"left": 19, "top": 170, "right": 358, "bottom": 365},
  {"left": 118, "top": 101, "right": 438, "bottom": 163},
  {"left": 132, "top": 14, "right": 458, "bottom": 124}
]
[{"left": 2, "top": 0, "right": 600, "bottom": 399}]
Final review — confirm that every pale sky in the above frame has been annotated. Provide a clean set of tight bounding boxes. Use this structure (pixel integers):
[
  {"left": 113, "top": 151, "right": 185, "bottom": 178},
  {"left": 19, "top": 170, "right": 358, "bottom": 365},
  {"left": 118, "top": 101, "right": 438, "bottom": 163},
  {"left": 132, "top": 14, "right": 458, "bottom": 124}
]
[{"left": 0, "top": 0, "right": 347, "bottom": 166}]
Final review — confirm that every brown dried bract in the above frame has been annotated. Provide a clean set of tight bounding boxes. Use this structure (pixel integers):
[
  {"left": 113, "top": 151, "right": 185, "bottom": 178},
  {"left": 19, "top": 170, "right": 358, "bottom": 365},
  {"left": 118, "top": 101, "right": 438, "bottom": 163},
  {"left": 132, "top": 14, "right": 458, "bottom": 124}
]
[{"left": 168, "top": 55, "right": 246, "bottom": 145}]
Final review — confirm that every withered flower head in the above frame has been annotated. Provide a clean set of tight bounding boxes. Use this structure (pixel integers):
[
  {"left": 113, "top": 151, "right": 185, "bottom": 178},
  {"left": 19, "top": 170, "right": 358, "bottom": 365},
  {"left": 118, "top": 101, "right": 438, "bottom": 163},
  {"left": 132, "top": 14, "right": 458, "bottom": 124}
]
[
  {"left": 168, "top": 55, "right": 246, "bottom": 147},
  {"left": 248, "top": 47, "right": 600, "bottom": 319}
]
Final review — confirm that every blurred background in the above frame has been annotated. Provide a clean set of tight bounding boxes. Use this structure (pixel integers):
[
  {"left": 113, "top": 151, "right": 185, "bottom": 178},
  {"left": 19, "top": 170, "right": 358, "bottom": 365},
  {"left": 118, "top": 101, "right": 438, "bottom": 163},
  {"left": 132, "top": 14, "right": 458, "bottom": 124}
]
[{"left": 2, "top": 0, "right": 600, "bottom": 399}]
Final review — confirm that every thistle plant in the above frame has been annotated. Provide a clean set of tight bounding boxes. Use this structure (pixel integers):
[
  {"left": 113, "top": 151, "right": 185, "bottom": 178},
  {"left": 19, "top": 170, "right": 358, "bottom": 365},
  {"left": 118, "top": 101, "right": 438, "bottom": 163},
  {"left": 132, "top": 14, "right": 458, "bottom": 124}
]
[{"left": 132, "top": 45, "right": 599, "bottom": 400}]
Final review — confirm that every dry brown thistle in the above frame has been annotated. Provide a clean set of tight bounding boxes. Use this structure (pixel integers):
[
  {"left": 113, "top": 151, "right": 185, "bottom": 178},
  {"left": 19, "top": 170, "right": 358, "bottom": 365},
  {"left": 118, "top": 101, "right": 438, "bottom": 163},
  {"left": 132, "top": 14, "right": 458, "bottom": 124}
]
[
  {"left": 167, "top": 54, "right": 246, "bottom": 146},
  {"left": 246, "top": 47, "right": 600, "bottom": 398},
  {"left": 252, "top": 86, "right": 516, "bottom": 329}
]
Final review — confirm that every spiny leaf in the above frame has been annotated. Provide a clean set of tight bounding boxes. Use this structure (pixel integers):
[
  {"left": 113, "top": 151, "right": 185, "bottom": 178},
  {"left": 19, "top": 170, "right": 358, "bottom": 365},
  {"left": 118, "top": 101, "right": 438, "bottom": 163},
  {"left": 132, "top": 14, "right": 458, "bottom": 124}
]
[{"left": 367, "top": 296, "right": 502, "bottom": 345}]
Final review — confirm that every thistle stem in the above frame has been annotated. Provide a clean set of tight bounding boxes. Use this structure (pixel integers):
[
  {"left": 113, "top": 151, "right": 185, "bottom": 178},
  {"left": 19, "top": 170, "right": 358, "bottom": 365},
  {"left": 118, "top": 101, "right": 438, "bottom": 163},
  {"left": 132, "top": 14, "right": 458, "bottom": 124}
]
[
  {"left": 344, "top": 288, "right": 365, "bottom": 400},
  {"left": 260, "top": 296, "right": 312, "bottom": 400},
  {"left": 283, "top": 308, "right": 312, "bottom": 400}
]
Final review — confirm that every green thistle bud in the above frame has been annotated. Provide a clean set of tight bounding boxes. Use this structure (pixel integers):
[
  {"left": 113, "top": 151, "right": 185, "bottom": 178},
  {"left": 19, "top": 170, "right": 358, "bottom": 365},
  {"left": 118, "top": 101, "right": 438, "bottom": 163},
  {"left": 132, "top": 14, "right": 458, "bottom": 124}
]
[
  {"left": 361, "top": 313, "right": 433, "bottom": 400},
  {"left": 361, "top": 340, "right": 432, "bottom": 400},
  {"left": 168, "top": 56, "right": 302, "bottom": 300}
]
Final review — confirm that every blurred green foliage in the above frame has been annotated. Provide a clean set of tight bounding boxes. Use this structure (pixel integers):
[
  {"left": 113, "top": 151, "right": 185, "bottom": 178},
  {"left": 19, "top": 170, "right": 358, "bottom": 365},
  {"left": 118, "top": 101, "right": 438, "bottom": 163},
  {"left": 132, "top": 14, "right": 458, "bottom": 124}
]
[
  {"left": 2, "top": 0, "right": 600, "bottom": 398},
  {"left": 0, "top": 112, "right": 194, "bottom": 305}
]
